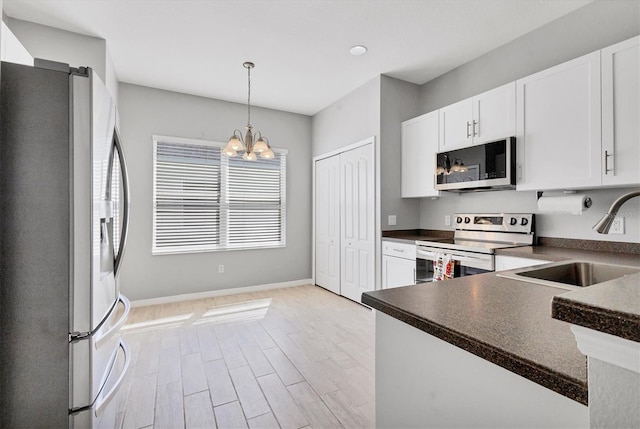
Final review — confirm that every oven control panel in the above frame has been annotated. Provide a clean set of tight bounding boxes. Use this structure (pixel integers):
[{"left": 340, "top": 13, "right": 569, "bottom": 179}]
[{"left": 454, "top": 213, "right": 534, "bottom": 234}]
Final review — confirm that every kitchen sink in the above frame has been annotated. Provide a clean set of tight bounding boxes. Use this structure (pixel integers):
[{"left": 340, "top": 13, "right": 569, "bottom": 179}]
[{"left": 497, "top": 260, "right": 640, "bottom": 290}]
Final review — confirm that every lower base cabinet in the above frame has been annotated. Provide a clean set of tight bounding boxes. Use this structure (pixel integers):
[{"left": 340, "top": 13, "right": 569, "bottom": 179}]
[
  {"left": 382, "top": 255, "right": 416, "bottom": 289},
  {"left": 382, "top": 240, "right": 416, "bottom": 289},
  {"left": 375, "top": 311, "right": 588, "bottom": 428}
]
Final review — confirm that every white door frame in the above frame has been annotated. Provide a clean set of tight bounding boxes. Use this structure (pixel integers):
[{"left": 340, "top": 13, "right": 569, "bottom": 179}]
[{"left": 312, "top": 136, "right": 381, "bottom": 294}]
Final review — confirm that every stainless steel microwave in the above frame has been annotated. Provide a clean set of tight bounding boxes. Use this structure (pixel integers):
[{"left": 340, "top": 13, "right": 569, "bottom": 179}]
[{"left": 435, "top": 137, "right": 516, "bottom": 192}]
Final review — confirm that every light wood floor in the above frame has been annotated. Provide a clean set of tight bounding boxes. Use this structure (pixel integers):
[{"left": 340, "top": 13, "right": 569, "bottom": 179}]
[{"left": 114, "top": 284, "right": 375, "bottom": 429}]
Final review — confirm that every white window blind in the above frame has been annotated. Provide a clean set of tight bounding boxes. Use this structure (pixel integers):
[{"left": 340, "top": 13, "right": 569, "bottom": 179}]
[
  {"left": 152, "top": 136, "right": 286, "bottom": 254},
  {"left": 225, "top": 154, "right": 287, "bottom": 248}
]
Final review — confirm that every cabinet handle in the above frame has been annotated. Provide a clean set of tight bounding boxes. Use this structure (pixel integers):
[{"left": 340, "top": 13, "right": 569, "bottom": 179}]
[
  {"left": 466, "top": 121, "right": 471, "bottom": 138},
  {"left": 413, "top": 268, "right": 417, "bottom": 284},
  {"left": 517, "top": 164, "right": 523, "bottom": 182},
  {"left": 473, "top": 120, "right": 478, "bottom": 137},
  {"left": 604, "top": 150, "right": 613, "bottom": 175}
]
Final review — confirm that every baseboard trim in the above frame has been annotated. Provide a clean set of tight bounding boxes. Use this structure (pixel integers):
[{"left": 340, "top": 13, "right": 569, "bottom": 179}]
[{"left": 130, "top": 278, "right": 314, "bottom": 308}]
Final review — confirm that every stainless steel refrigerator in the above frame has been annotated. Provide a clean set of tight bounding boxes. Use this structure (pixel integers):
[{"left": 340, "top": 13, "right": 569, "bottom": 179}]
[{"left": 0, "top": 60, "right": 131, "bottom": 428}]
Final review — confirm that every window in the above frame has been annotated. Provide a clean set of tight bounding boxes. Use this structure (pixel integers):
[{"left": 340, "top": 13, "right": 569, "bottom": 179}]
[{"left": 152, "top": 135, "right": 286, "bottom": 254}]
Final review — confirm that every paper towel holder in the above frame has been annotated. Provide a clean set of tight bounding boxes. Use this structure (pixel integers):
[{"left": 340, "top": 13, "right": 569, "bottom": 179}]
[{"left": 536, "top": 191, "right": 592, "bottom": 209}]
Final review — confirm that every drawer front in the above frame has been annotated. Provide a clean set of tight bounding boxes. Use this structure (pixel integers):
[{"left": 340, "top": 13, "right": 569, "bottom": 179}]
[{"left": 382, "top": 240, "right": 416, "bottom": 259}]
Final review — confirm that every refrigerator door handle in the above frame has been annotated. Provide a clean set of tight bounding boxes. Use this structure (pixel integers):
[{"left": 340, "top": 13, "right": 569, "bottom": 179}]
[
  {"left": 94, "top": 295, "right": 131, "bottom": 348},
  {"left": 113, "top": 127, "right": 130, "bottom": 277},
  {"left": 94, "top": 339, "right": 131, "bottom": 415}
]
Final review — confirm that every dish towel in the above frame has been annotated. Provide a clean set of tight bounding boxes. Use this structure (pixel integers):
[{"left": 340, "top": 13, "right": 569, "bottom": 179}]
[{"left": 433, "top": 253, "right": 455, "bottom": 281}]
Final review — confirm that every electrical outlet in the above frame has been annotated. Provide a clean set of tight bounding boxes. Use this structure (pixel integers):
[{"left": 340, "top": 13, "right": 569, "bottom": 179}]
[
  {"left": 445, "top": 215, "right": 451, "bottom": 226},
  {"left": 388, "top": 215, "right": 397, "bottom": 226},
  {"left": 609, "top": 216, "right": 624, "bottom": 234},
  {"left": 218, "top": 264, "right": 225, "bottom": 273}
]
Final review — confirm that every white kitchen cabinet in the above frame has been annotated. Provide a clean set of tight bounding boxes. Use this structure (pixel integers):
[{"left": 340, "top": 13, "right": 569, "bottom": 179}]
[
  {"left": 439, "top": 82, "right": 516, "bottom": 151},
  {"left": 601, "top": 36, "right": 640, "bottom": 187},
  {"left": 494, "top": 255, "right": 550, "bottom": 272},
  {"left": 516, "top": 51, "right": 602, "bottom": 191},
  {"left": 439, "top": 97, "right": 473, "bottom": 151},
  {"left": 382, "top": 240, "right": 416, "bottom": 289},
  {"left": 401, "top": 110, "right": 439, "bottom": 198}
]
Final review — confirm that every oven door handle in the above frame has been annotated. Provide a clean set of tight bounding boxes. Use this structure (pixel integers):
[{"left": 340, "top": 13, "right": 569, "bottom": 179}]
[
  {"left": 418, "top": 249, "right": 490, "bottom": 263},
  {"left": 454, "top": 254, "right": 490, "bottom": 263},
  {"left": 416, "top": 249, "right": 440, "bottom": 259}
]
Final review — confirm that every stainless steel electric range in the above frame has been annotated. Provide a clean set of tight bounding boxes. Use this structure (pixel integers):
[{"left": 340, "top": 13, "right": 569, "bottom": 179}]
[{"left": 415, "top": 213, "right": 535, "bottom": 282}]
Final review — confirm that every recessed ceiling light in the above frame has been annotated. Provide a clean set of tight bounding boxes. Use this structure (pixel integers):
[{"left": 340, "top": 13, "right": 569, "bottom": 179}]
[{"left": 350, "top": 45, "right": 368, "bottom": 56}]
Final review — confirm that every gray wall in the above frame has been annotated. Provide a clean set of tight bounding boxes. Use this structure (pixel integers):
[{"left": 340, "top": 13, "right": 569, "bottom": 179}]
[
  {"left": 118, "top": 83, "right": 312, "bottom": 301},
  {"left": 418, "top": 0, "right": 640, "bottom": 243},
  {"left": 380, "top": 75, "right": 421, "bottom": 230},
  {"left": 419, "top": 0, "right": 640, "bottom": 112},
  {"left": 311, "top": 75, "right": 423, "bottom": 231},
  {"left": 5, "top": 17, "right": 118, "bottom": 105},
  {"left": 419, "top": 189, "right": 640, "bottom": 243},
  {"left": 311, "top": 76, "right": 380, "bottom": 157}
]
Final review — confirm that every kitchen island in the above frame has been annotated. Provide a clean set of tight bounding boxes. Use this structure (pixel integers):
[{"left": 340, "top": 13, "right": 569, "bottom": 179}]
[{"left": 362, "top": 246, "right": 640, "bottom": 428}]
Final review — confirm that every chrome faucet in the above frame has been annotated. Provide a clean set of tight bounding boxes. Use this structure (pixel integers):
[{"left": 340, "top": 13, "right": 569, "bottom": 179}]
[{"left": 593, "top": 189, "right": 640, "bottom": 234}]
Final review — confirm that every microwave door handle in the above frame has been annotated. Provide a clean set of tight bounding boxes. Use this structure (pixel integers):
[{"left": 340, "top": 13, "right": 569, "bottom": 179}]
[{"left": 113, "top": 128, "right": 130, "bottom": 277}]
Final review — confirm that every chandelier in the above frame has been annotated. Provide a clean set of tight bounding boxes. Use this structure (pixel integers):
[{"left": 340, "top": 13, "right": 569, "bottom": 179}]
[{"left": 223, "top": 61, "right": 274, "bottom": 160}]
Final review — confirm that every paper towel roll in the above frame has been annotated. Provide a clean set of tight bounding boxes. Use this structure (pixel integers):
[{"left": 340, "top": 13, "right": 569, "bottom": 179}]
[{"left": 537, "top": 193, "right": 591, "bottom": 215}]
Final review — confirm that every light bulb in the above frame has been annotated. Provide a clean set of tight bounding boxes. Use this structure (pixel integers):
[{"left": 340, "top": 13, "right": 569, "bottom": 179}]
[
  {"left": 227, "top": 135, "right": 244, "bottom": 151},
  {"left": 222, "top": 147, "right": 237, "bottom": 157},
  {"left": 243, "top": 151, "right": 257, "bottom": 161},
  {"left": 451, "top": 160, "right": 464, "bottom": 173},
  {"left": 261, "top": 148, "right": 275, "bottom": 159},
  {"left": 253, "top": 138, "right": 268, "bottom": 153}
]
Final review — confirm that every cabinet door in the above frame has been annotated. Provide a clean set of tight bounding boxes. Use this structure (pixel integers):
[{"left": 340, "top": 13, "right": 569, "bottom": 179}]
[
  {"left": 340, "top": 143, "right": 375, "bottom": 303},
  {"left": 472, "top": 82, "right": 516, "bottom": 144},
  {"left": 439, "top": 98, "right": 473, "bottom": 151},
  {"left": 516, "top": 51, "right": 602, "bottom": 191},
  {"left": 315, "top": 155, "right": 341, "bottom": 295},
  {"left": 401, "top": 111, "right": 439, "bottom": 198},
  {"left": 601, "top": 36, "right": 640, "bottom": 187},
  {"left": 382, "top": 256, "right": 416, "bottom": 289}
]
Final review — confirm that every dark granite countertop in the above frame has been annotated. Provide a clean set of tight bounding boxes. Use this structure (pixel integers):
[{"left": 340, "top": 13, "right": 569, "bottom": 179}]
[
  {"left": 365, "top": 236, "right": 640, "bottom": 406},
  {"left": 495, "top": 242, "right": 640, "bottom": 264},
  {"left": 497, "top": 244, "right": 640, "bottom": 343},
  {"left": 382, "top": 229, "right": 453, "bottom": 242},
  {"left": 552, "top": 273, "right": 640, "bottom": 343},
  {"left": 362, "top": 274, "right": 590, "bottom": 405}
]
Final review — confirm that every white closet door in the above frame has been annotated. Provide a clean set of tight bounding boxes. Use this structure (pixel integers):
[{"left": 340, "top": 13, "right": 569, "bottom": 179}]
[
  {"left": 340, "top": 143, "right": 375, "bottom": 303},
  {"left": 315, "top": 155, "right": 341, "bottom": 294}
]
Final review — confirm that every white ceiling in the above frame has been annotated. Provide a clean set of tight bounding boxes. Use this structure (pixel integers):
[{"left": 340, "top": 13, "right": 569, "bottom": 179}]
[{"left": 3, "top": 0, "right": 592, "bottom": 116}]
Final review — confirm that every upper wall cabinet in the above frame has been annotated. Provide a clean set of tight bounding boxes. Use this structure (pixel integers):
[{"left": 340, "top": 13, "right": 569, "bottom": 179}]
[
  {"left": 601, "top": 36, "right": 640, "bottom": 187},
  {"left": 439, "top": 82, "right": 516, "bottom": 151},
  {"left": 401, "top": 110, "right": 440, "bottom": 198},
  {"left": 516, "top": 52, "right": 602, "bottom": 191}
]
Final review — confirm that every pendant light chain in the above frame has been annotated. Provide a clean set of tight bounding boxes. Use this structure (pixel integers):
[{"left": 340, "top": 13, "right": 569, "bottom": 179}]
[{"left": 247, "top": 63, "right": 251, "bottom": 127}]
